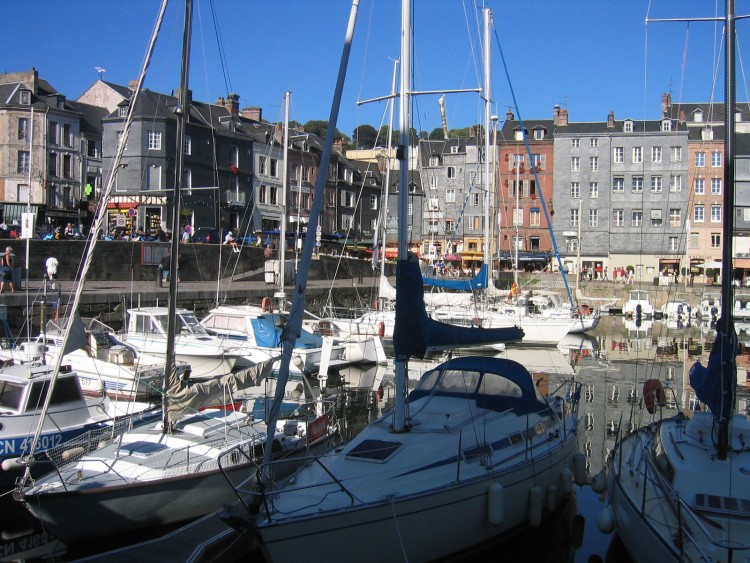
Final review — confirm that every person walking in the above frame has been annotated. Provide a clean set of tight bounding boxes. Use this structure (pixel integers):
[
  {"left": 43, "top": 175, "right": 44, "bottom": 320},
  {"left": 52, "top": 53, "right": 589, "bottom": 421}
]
[
  {"left": 45, "top": 251, "right": 59, "bottom": 289},
  {"left": 0, "top": 247, "right": 15, "bottom": 293}
]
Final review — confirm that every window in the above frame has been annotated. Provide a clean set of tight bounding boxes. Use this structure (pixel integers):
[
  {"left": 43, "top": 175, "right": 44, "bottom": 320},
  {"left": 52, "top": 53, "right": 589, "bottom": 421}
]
[
  {"left": 270, "top": 159, "right": 278, "bottom": 177},
  {"left": 530, "top": 209, "right": 540, "bottom": 226},
  {"left": 48, "top": 152, "right": 58, "bottom": 176},
  {"left": 258, "top": 185, "right": 267, "bottom": 204},
  {"left": 669, "top": 209, "right": 681, "bottom": 227},
  {"left": 428, "top": 197, "right": 439, "bottom": 211},
  {"left": 147, "top": 130, "right": 162, "bottom": 150},
  {"left": 670, "top": 175, "right": 682, "bottom": 192},
  {"left": 632, "top": 209, "right": 642, "bottom": 227},
  {"left": 270, "top": 186, "right": 278, "bottom": 205},
  {"left": 650, "top": 176, "right": 662, "bottom": 193},
  {"left": 184, "top": 168, "right": 192, "bottom": 192},
  {"left": 651, "top": 209, "right": 663, "bottom": 228},
  {"left": 534, "top": 129, "right": 544, "bottom": 140},
  {"left": 671, "top": 146, "right": 682, "bottom": 162},
  {"left": 49, "top": 122, "right": 58, "bottom": 145},
  {"left": 570, "top": 208, "right": 579, "bottom": 227},
  {"left": 258, "top": 156, "right": 267, "bottom": 175},
  {"left": 369, "top": 194, "right": 377, "bottom": 210},
  {"left": 513, "top": 208, "right": 524, "bottom": 226},
  {"left": 471, "top": 193, "right": 480, "bottom": 207},
  {"left": 711, "top": 233, "right": 721, "bottom": 248},
  {"left": 116, "top": 131, "right": 127, "bottom": 151},
  {"left": 18, "top": 118, "right": 29, "bottom": 141},
  {"left": 695, "top": 151, "right": 705, "bottom": 167},
  {"left": 301, "top": 166, "right": 310, "bottom": 182},
  {"left": 445, "top": 219, "right": 455, "bottom": 233},
  {"left": 118, "top": 105, "right": 128, "bottom": 117},
  {"left": 407, "top": 202, "right": 413, "bottom": 216},
  {"left": 447, "top": 166, "right": 456, "bottom": 178},
  {"left": 570, "top": 156, "right": 580, "bottom": 171},
  {"left": 63, "top": 154, "right": 73, "bottom": 178},
  {"left": 613, "top": 147, "right": 624, "bottom": 163},
  {"left": 612, "top": 177, "right": 624, "bottom": 192},
  {"left": 589, "top": 182, "right": 599, "bottom": 198},
  {"left": 632, "top": 176, "right": 643, "bottom": 193},
  {"left": 342, "top": 214, "right": 354, "bottom": 229},
  {"left": 429, "top": 176, "right": 438, "bottom": 189},
  {"left": 301, "top": 193, "right": 310, "bottom": 210},
  {"left": 590, "top": 156, "right": 599, "bottom": 171},
  {"left": 17, "top": 183, "right": 29, "bottom": 202},
  {"left": 570, "top": 182, "right": 580, "bottom": 199},
  {"left": 711, "top": 151, "right": 722, "bottom": 167},
  {"left": 651, "top": 146, "right": 662, "bottom": 163},
  {"left": 662, "top": 120, "right": 672, "bottom": 132},
  {"left": 694, "top": 205, "right": 704, "bottom": 222},
  {"left": 589, "top": 209, "right": 598, "bottom": 227},
  {"left": 612, "top": 209, "right": 624, "bottom": 226},
  {"left": 711, "top": 178, "right": 722, "bottom": 195},
  {"left": 632, "top": 147, "right": 643, "bottom": 163},
  {"left": 63, "top": 124, "right": 72, "bottom": 147},
  {"left": 428, "top": 219, "right": 439, "bottom": 234},
  {"left": 694, "top": 178, "right": 705, "bottom": 195},
  {"left": 469, "top": 171, "right": 479, "bottom": 185},
  {"left": 184, "top": 135, "right": 192, "bottom": 155},
  {"left": 341, "top": 191, "right": 355, "bottom": 207},
  {"left": 446, "top": 189, "right": 456, "bottom": 203},
  {"left": 710, "top": 205, "right": 721, "bottom": 223},
  {"left": 147, "top": 165, "right": 161, "bottom": 190},
  {"left": 19, "top": 89, "right": 30, "bottom": 105},
  {"left": 429, "top": 156, "right": 439, "bottom": 167},
  {"left": 450, "top": 145, "right": 459, "bottom": 154},
  {"left": 571, "top": 139, "right": 580, "bottom": 149},
  {"left": 624, "top": 120, "right": 633, "bottom": 133},
  {"left": 669, "top": 236, "right": 679, "bottom": 251},
  {"left": 17, "top": 151, "right": 30, "bottom": 173},
  {"left": 474, "top": 216, "right": 482, "bottom": 231},
  {"left": 590, "top": 138, "right": 598, "bottom": 148}
]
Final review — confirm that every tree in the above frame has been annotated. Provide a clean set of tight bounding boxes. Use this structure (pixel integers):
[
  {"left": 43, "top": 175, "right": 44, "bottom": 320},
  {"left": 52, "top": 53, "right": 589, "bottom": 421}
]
[
  {"left": 352, "top": 124, "right": 379, "bottom": 149},
  {"left": 303, "top": 120, "right": 350, "bottom": 145},
  {"left": 429, "top": 127, "right": 445, "bottom": 139}
]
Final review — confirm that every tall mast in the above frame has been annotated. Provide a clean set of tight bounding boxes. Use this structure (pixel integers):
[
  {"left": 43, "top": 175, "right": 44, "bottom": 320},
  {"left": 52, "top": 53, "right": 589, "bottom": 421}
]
[
  {"left": 163, "top": 0, "right": 192, "bottom": 433},
  {"left": 277, "top": 90, "right": 290, "bottom": 311},
  {"left": 379, "top": 57, "right": 399, "bottom": 299},
  {"left": 482, "top": 8, "right": 492, "bottom": 266}
]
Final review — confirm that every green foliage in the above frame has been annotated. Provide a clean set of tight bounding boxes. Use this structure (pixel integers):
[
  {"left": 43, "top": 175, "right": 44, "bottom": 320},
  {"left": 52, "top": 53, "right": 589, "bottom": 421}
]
[
  {"left": 303, "top": 120, "right": 350, "bottom": 144},
  {"left": 352, "top": 124, "right": 379, "bottom": 149}
]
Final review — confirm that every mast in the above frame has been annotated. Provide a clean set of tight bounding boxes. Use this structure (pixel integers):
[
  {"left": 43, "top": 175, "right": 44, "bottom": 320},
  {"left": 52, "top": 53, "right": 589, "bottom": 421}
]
[
  {"left": 482, "top": 8, "right": 492, "bottom": 267},
  {"left": 393, "top": 0, "right": 411, "bottom": 434},
  {"left": 718, "top": 0, "right": 736, "bottom": 460},
  {"left": 163, "top": 0, "right": 192, "bottom": 433},
  {"left": 277, "top": 90, "right": 290, "bottom": 312},
  {"left": 378, "top": 57, "right": 399, "bottom": 302},
  {"left": 514, "top": 156, "right": 520, "bottom": 285}
]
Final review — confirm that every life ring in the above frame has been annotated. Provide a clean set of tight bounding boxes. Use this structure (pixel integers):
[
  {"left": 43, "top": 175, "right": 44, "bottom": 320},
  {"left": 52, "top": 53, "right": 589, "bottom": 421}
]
[
  {"left": 261, "top": 296, "right": 273, "bottom": 312},
  {"left": 377, "top": 321, "right": 385, "bottom": 337},
  {"left": 643, "top": 379, "right": 666, "bottom": 414}
]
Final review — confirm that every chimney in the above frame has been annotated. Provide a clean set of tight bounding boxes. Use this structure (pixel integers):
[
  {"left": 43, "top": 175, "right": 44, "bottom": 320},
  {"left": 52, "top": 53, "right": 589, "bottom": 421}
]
[
  {"left": 505, "top": 108, "right": 514, "bottom": 121},
  {"left": 607, "top": 111, "right": 615, "bottom": 129},
  {"left": 227, "top": 92, "right": 240, "bottom": 116},
  {"left": 553, "top": 106, "right": 568, "bottom": 126},
  {"left": 661, "top": 92, "right": 672, "bottom": 117},
  {"left": 333, "top": 139, "right": 345, "bottom": 154},
  {"left": 215, "top": 97, "right": 226, "bottom": 108},
  {"left": 241, "top": 106, "right": 262, "bottom": 121},
  {"left": 128, "top": 79, "right": 139, "bottom": 92}
]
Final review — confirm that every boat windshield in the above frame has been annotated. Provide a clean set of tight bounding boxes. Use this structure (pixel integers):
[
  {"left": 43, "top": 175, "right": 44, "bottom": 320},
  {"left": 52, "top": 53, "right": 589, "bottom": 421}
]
[
  {"left": 177, "top": 313, "right": 210, "bottom": 336},
  {"left": 0, "top": 381, "right": 24, "bottom": 411}
]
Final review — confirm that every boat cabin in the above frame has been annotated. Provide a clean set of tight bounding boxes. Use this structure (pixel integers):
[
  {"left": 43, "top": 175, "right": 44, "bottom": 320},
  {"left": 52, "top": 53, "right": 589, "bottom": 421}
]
[{"left": 0, "top": 364, "right": 82, "bottom": 415}]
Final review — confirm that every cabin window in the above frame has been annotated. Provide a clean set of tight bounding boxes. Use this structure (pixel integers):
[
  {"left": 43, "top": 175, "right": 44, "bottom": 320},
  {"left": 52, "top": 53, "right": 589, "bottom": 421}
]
[
  {"left": 26, "top": 377, "right": 83, "bottom": 411},
  {"left": 0, "top": 381, "right": 25, "bottom": 411}
]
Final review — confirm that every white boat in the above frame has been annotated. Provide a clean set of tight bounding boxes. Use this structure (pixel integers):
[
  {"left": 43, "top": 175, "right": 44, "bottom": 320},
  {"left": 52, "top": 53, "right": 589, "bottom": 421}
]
[
  {"left": 733, "top": 293, "right": 750, "bottom": 320},
  {"left": 0, "top": 362, "right": 112, "bottom": 487},
  {"left": 201, "top": 304, "right": 348, "bottom": 373},
  {"left": 660, "top": 299, "right": 693, "bottom": 320},
  {"left": 598, "top": 5, "right": 750, "bottom": 561},
  {"left": 122, "top": 306, "right": 241, "bottom": 379},
  {"left": 622, "top": 289, "right": 655, "bottom": 318},
  {"left": 2, "top": 317, "right": 190, "bottom": 405},
  {"left": 696, "top": 290, "right": 722, "bottom": 321}
]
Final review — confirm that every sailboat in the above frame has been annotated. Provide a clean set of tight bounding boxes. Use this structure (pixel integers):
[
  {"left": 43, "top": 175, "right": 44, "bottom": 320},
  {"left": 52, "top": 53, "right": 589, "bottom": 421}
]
[
  {"left": 597, "top": 3, "right": 750, "bottom": 561},
  {"left": 16, "top": 0, "right": 334, "bottom": 544},
  {"left": 207, "top": 5, "right": 583, "bottom": 562}
]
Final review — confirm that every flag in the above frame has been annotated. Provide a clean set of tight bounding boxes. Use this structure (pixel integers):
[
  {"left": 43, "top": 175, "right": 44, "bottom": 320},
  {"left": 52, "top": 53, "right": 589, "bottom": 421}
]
[{"left": 509, "top": 281, "right": 521, "bottom": 298}]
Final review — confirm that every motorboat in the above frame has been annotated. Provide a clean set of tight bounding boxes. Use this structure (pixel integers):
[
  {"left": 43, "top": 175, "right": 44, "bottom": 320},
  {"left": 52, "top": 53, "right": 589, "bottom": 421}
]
[
  {"left": 696, "top": 291, "right": 722, "bottom": 321},
  {"left": 622, "top": 289, "right": 655, "bottom": 318}
]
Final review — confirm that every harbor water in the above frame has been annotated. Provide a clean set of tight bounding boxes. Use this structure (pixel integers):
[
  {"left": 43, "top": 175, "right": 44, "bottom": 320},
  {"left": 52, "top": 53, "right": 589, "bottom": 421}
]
[{"left": 2, "top": 313, "right": 731, "bottom": 562}]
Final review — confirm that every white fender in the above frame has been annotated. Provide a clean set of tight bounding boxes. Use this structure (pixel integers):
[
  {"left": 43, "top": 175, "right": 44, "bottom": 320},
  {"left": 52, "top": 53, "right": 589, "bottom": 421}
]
[
  {"left": 487, "top": 482, "right": 504, "bottom": 525},
  {"left": 0, "top": 457, "right": 24, "bottom": 472},
  {"left": 559, "top": 467, "right": 574, "bottom": 494},
  {"left": 590, "top": 471, "right": 607, "bottom": 494},
  {"left": 546, "top": 484, "right": 558, "bottom": 512},
  {"left": 573, "top": 453, "right": 587, "bottom": 486},
  {"left": 528, "top": 486, "right": 543, "bottom": 527},
  {"left": 597, "top": 505, "right": 616, "bottom": 534}
]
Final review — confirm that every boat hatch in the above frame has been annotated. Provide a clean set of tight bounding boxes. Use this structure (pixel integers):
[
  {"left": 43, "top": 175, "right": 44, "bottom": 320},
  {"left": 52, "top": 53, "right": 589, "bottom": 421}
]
[
  {"left": 346, "top": 439, "right": 401, "bottom": 463},
  {"left": 462, "top": 443, "right": 491, "bottom": 462},
  {"left": 694, "top": 493, "right": 750, "bottom": 517},
  {"left": 121, "top": 441, "right": 170, "bottom": 457}
]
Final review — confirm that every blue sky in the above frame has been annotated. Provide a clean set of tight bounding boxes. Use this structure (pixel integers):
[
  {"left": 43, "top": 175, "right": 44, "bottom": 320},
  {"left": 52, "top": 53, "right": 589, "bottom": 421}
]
[{"left": 3, "top": 1, "right": 748, "bottom": 140}]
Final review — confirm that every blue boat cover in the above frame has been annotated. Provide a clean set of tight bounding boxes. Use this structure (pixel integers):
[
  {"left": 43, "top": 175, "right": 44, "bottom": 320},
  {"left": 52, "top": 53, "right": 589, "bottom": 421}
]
[
  {"left": 393, "top": 258, "right": 524, "bottom": 359},
  {"left": 422, "top": 263, "right": 488, "bottom": 290},
  {"left": 689, "top": 323, "right": 737, "bottom": 422},
  {"left": 251, "top": 316, "right": 282, "bottom": 348}
]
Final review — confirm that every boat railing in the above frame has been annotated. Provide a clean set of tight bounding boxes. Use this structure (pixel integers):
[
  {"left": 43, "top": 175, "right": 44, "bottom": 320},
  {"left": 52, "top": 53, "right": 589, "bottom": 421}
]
[{"left": 642, "top": 451, "right": 750, "bottom": 559}]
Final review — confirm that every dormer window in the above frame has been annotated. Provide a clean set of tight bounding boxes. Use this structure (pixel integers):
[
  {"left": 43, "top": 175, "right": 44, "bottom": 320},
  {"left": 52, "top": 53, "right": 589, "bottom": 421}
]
[
  {"left": 661, "top": 119, "right": 671, "bottom": 132},
  {"left": 701, "top": 126, "right": 714, "bottom": 141},
  {"left": 19, "top": 89, "right": 31, "bottom": 105},
  {"left": 534, "top": 129, "right": 544, "bottom": 140},
  {"left": 514, "top": 129, "right": 526, "bottom": 141},
  {"left": 623, "top": 120, "right": 634, "bottom": 133},
  {"left": 118, "top": 105, "right": 128, "bottom": 118},
  {"left": 694, "top": 109, "right": 703, "bottom": 123},
  {"left": 450, "top": 146, "right": 458, "bottom": 154}
]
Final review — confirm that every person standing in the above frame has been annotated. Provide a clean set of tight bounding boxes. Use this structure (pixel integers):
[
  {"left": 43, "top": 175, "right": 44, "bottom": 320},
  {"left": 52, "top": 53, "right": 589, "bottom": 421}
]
[
  {"left": 45, "top": 251, "right": 59, "bottom": 289},
  {"left": 181, "top": 225, "right": 192, "bottom": 243},
  {"left": 0, "top": 247, "right": 15, "bottom": 293}
]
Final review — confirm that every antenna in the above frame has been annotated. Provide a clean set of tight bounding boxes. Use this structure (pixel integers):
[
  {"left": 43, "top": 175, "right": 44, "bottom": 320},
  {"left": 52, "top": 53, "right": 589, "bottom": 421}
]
[{"left": 94, "top": 67, "right": 107, "bottom": 79}]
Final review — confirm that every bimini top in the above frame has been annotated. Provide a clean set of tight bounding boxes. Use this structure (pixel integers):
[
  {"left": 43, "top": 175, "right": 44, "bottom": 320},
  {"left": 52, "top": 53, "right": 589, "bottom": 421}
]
[{"left": 408, "top": 356, "right": 548, "bottom": 415}]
